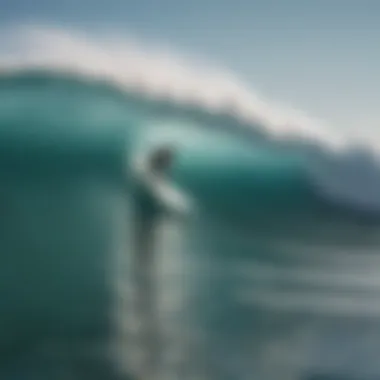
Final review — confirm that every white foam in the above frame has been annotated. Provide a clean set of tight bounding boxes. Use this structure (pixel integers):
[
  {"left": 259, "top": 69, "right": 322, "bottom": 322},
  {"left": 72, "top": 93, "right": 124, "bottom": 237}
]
[{"left": 0, "top": 23, "right": 352, "bottom": 152}]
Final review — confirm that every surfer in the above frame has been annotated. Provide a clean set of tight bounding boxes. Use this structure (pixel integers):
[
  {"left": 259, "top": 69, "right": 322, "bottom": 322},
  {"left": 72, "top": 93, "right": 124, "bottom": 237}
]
[{"left": 129, "top": 144, "right": 193, "bottom": 379}]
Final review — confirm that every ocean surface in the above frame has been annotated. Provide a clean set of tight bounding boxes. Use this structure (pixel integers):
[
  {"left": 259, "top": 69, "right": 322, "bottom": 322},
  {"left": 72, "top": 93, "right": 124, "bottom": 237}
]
[{"left": 2, "top": 25, "right": 380, "bottom": 379}]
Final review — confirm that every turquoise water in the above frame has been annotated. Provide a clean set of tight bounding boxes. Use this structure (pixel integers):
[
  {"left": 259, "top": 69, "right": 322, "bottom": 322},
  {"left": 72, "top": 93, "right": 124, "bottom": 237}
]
[{"left": 2, "top": 71, "right": 380, "bottom": 379}]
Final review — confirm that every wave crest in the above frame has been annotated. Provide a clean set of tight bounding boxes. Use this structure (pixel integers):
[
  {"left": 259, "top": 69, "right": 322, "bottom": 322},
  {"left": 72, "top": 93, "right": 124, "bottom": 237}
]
[{"left": 0, "top": 24, "right": 351, "bottom": 150}]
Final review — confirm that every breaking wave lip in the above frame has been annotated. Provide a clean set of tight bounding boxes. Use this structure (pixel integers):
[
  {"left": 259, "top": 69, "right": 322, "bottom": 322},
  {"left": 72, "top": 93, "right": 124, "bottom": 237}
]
[
  {"left": 0, "top": 24, "right": 356, "bottom": 150},
  {"left": 1, "top": 24, "right": 380, "bottom": 216}
]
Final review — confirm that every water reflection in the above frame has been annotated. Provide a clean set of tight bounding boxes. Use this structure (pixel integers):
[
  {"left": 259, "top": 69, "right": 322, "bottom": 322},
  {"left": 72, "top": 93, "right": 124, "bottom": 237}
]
[{"left": 125, "top": 213, "right": 380, "bottom": 380}]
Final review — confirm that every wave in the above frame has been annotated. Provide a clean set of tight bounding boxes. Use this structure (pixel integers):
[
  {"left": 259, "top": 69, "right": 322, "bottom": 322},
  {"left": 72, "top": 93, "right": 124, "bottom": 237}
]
[
  {"left": 2, "top": 24, "right": 380, "bottom": 380},
  {"left": 1, "top": 25, "right": 380, "bottom": 230}
]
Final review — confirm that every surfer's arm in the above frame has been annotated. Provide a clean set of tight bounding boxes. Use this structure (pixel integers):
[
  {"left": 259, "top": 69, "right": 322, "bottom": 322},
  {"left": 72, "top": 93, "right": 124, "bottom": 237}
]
[
  {"left": 151, "top": 177, "right": 193, "bottom": 218},
  {"left": 132, "top": 153, "right": 194, "bottom": 219}
]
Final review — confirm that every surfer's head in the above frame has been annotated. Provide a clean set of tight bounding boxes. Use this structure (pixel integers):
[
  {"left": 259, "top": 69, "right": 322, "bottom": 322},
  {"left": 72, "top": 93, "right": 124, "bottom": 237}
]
[{"left": 149, "top": 145, "right": 175, "bottom": 173}]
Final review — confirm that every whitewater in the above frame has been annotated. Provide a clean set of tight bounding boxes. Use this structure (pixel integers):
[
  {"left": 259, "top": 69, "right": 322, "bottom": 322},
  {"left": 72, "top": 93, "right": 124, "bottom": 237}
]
[{"left": 2, "top": 24, "right": 380, "bottom": 380}]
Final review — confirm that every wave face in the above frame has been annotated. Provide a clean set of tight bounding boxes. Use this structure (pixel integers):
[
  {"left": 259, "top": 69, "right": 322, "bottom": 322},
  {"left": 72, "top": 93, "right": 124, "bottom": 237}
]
[
  {"left": 2, "top": 25, "right": 380, "bottom": 225},
  {"left": 2, "top": 25, "right": 380, "bottom": 379}
]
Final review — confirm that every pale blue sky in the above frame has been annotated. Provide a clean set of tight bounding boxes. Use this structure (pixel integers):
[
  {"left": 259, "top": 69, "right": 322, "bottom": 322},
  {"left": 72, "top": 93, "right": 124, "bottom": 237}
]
[{"left": 0, "top": 0, "right": 379, "bottom": 135}]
